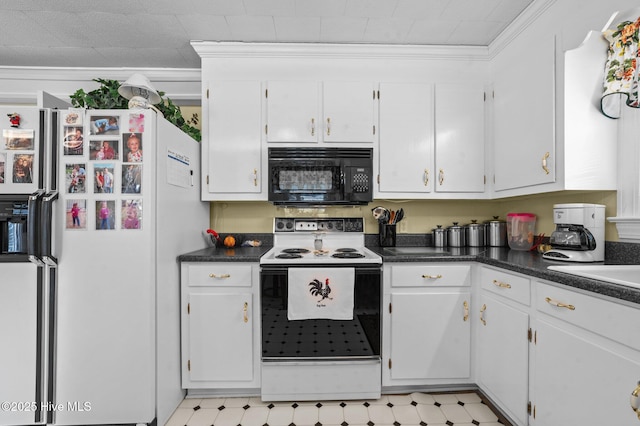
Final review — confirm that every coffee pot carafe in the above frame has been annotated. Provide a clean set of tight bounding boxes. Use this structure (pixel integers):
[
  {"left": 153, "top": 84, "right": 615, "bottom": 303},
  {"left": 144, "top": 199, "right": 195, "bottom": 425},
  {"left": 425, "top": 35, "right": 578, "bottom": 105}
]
[{"left": 542, "top": 203, "right": 605, "bottom": 262}]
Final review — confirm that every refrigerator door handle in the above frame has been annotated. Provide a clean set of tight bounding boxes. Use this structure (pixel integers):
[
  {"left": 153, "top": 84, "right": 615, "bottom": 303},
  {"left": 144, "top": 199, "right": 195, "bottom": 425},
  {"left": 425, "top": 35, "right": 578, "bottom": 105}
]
[
  {"left": 27, "top": 189, "right": 45, "bottom": 266},
  {"left": 42, "top": 191, "right": 58, "bottom": 266}
]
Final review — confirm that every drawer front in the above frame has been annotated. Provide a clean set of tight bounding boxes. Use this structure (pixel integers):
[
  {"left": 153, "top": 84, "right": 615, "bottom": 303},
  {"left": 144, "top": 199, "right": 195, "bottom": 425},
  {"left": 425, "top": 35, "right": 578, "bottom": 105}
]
[
  {"left": 186, "top": 263, "right": 253, "bottom": 287},
  {"left": 479, "top": 266, "right": 531, "bottom": 306},
  {"left": 536, "top": 282, "right": 640, "bottom": 351},
  {"left": 390, "top": 264, "right": 471, "bottom": 287}
]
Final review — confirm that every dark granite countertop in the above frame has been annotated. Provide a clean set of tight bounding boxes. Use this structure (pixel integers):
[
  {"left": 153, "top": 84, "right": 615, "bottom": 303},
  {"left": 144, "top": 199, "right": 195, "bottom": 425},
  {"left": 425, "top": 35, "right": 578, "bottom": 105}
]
[
  {"left": 373, "top": 245, "right": 640, "bottom": 305},
  {"left": 179, "top": 241, "right": 640, "bottom": 305},
  {"left": 179, "top": 245, "right": 272, "bottom": 262}
]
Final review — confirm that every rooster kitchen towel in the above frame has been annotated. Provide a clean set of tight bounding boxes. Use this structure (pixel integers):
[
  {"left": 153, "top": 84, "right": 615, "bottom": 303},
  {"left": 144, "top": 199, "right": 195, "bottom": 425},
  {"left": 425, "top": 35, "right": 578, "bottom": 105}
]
[{"left": 287, "top": 267, "right": 355, "bottom": 320}]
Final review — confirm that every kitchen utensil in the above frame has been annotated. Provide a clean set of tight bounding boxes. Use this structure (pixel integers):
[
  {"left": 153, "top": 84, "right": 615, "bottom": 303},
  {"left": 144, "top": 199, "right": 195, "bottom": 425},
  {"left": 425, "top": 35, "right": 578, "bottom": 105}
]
[
  {"left": 394, "top": 208, "right": 404, "bottom": 223},
  {"left": 485, "top": 216, "right": 507, "bottom": 247},
  {"left": 466, "top": 220, "right": 486, "bottom": 247},
  {"left": 447, "top": 222, "right": 466, "bottom": 247},
  {"left": 506, "top": 213, "right": 536, "bottom": 251}
]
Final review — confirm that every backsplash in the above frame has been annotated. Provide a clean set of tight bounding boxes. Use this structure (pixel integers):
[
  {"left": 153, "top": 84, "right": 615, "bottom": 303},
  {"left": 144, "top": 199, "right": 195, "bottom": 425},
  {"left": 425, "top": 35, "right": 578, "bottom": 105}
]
[{"left": 209, "top": 190, "right": 619, "bottom": 240}]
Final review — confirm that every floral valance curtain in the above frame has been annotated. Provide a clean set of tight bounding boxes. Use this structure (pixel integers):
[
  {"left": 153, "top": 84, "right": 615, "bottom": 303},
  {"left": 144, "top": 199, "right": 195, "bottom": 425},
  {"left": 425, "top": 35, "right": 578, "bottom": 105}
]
[{"left": 601, "top": 17, "right": 640, "bottom": 119}]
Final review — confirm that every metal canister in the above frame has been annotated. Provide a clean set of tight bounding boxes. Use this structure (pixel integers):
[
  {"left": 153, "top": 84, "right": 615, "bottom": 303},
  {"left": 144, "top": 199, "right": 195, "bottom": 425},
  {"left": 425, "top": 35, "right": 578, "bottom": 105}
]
[
  {"left": 447, "top": 222, "right": 466, "bottom": 247},
  {"left": 466, "top": 220, "right": 486, "bottom": 247},
  {"left": 485, "top": 216, "right": 507, "bottom": 247},
  {"left": 432, "top": 225, "right": 447, "bottom": 248}
]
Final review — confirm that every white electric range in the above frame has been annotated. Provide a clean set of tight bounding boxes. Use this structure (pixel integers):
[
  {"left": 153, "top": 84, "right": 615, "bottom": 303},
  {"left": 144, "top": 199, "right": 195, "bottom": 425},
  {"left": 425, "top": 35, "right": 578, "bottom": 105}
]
[{"left": 259, "top": 217, "right": 382, "bottom": 402}]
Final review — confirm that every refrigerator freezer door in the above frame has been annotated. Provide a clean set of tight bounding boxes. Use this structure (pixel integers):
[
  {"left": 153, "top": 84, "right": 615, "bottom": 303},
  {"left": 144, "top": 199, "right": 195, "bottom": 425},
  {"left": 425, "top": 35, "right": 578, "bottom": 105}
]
[{"left": 0, "top": 263, "right": 41, "bottom": 426}]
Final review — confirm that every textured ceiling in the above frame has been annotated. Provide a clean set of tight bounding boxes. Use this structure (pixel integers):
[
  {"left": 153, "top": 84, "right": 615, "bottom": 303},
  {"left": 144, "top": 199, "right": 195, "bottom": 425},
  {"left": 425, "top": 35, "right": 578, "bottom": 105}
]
[{"left": 0, "top": 0, "right": 533, "bottom": 69}]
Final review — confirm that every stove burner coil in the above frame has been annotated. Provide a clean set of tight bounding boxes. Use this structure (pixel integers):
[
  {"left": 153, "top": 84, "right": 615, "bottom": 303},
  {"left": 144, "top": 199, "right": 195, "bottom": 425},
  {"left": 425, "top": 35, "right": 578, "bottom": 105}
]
[
  {"left": 276, "top": 253, "right": 304, "bottom": 259},
  {"left": 332, "top": 252, "right": 365, "bottom": 259},
  {"left": 281, "top": 248, "right": 311, "bottom": 254},
  {"left": 335, "top": 248, "right": 357, "bottom": 253}
]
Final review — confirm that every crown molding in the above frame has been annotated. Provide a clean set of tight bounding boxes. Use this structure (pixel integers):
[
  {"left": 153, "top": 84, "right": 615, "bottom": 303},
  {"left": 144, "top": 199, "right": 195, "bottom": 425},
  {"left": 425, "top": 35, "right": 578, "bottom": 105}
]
[
  {"left": 488, "top": 0, "right": 556, "bottom": 58},
  {"left": 191, "top": 41, "right": 490, "bottom": 61},
  {"left": 0, "top": 66, "right": 202, "bottom": 105}
]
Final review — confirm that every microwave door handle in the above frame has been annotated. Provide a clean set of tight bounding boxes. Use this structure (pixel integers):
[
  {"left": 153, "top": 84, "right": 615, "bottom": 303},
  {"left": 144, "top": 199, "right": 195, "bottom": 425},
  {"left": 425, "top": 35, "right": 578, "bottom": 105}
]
[
  {"left": 41, "top": 191, "right": 58, "bottom": 266},
  {"left": 27, "top": 189, "right": 45, "bottom": 266}
]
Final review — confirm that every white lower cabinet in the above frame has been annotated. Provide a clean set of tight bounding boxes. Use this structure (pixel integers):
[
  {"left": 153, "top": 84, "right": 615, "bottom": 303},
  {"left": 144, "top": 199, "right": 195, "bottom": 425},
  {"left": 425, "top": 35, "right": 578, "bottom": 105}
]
[
  {"left": 531, "top": 282, "right": 640, "bottom": 425},
  {"left": 383, "top": 264, "right": 472, "bottom": 386},
  {"left": 181, "top": 262, "right": 260, "bottom": 390},
  {"left": 476, "top": 266, "right": 530, "bottom": 426}
]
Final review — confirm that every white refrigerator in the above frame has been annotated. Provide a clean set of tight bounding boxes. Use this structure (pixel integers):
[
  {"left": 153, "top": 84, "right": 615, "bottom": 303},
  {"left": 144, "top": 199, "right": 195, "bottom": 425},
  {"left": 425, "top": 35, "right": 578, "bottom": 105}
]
[{"left": 0, "top": 106, "right": 209, "bottom": 425}]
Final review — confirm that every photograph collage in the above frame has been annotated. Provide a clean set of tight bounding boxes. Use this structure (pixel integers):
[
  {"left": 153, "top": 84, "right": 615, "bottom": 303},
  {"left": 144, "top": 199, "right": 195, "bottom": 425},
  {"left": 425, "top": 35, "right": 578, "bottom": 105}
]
[
  {"left": 62, "top": 111, "right": 145, "bottom": 231},
  {"left": 1, "top": 116, "right": 35, "bottom": 185}
]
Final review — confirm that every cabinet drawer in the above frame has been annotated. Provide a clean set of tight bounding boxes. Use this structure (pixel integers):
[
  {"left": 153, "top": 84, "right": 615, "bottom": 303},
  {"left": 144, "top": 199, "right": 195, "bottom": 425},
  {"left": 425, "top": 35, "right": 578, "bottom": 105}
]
[
  {"left": 479, "top": 267, "right": 530, "bottom": 306},
  {"left": 390, "top": 264, "right": 471, "bottom": 287},
  {"left": 536, "top": 282, "right": 640, "bottom": 351},
  {"left": 186, "top": 263, "right": 252, "bottom": 287}
]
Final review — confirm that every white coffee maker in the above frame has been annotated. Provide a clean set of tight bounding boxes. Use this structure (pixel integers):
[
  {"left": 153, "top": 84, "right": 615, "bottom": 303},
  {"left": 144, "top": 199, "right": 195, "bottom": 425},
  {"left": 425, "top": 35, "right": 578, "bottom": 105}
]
[{"left": 542, "top": 203, "right": 605, "bottom": 262}]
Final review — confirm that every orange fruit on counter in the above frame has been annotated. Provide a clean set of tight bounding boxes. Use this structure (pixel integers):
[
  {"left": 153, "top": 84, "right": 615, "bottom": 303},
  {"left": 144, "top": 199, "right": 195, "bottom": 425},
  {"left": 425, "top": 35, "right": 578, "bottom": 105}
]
[{"left": 223, "top": 235, "right": 236, "bottom": 247}]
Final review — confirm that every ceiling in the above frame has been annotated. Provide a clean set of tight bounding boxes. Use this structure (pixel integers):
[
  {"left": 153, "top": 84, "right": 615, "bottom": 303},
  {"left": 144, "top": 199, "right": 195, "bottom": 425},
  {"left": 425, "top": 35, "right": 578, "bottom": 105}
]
[{"left": 0, "top": 0, "right": 534, "bottom": 69}]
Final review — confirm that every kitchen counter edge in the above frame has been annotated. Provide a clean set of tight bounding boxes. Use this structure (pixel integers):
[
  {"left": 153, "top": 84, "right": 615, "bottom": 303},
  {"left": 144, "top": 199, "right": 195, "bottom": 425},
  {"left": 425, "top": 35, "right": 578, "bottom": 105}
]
[
  {"left": 373, "top": 247, "right": 640, "bottom": 305},
  {"left": 178, "top": 246, "right": 640, "bottom": 305}
]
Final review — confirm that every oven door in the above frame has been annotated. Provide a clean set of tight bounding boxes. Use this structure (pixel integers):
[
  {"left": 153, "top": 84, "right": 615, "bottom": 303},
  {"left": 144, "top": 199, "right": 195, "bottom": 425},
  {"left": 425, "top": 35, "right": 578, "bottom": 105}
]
[
  {"left": 260, "top": 264, "right": 381, "bottom": 361},
  {"left": 268, "top": 158, "right": 344, "bottom": 205}
]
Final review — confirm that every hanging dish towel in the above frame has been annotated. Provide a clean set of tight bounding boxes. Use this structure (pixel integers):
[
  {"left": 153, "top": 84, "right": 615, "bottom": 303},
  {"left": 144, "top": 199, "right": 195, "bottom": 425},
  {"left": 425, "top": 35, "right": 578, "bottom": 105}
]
[
  {"left": 601, "top": 17, "right": 640, "bottom": 118},
  {"left": 287, "top": 267, "right": 354, "bottom": 320}
]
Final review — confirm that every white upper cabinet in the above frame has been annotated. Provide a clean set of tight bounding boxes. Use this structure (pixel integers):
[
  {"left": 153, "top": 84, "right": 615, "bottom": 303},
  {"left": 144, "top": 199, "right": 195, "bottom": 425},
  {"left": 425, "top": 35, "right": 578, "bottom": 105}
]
[
  {"left": 378, "top": 82, "right": 434, "bottom": 194},
  {"left": 435, "top": 83, "right": 485, "bottom": 193},
  {"left": 265, "top": 80, "right": 376, "bottom": 144},
  {"left": 378, "top": 82, "right": 487, "bottom": 198},
  {"left": 491, "top": 6, "right": 618, "bottom": 198},
  {"left": 266, "top": 81, "right": 320, "bottom": 143},
  {"left": 323, "top": 81, "right": 376, "bottom": 143},
  {"left": 203, "top": 80, "right": 264, "bottom": 200},
  {"left": 492, "top": 33, "right": 556, "bottom": 193}
]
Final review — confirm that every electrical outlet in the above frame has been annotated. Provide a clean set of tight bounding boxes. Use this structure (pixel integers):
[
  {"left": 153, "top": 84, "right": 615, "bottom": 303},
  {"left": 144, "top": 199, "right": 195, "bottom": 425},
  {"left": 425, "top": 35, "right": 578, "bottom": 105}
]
[{"left": 399, "top": 220, "right": 407, "bottom": 233}]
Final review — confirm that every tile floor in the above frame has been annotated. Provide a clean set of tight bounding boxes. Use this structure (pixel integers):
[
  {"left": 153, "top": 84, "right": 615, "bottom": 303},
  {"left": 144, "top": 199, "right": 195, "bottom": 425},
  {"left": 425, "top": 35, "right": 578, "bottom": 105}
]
[{"left": 165, "top": 392, "right": 510, "bottom": 426}]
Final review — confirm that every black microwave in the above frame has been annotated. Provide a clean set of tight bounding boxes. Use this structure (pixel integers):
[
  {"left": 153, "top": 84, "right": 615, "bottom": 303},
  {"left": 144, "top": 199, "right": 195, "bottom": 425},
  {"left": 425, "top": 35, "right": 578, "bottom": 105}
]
[{"left": 268, "top": 147, "right": 373, "bottom": 206}]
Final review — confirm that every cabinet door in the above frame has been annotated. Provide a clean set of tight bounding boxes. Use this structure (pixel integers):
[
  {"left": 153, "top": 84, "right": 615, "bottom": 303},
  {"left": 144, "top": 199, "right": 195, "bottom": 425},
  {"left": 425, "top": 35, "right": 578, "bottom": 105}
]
[
  {"left": 323, "top": 81, "right": 376, "bottom": 143},
  {"left": 389, "top": 292, "right": 470, "bottom": 379},
  {"left": 187, "top": 293, "right": 253, "bottom": 382},
  {"left": 493, "top": 33, "right": 555, "bottom": 192},
  {"left": 378, "top": 83, "right": 433, "bottom": 193},
  {"left": 207, "top": 81, "right": 262, "bottom": 195},
  {"left": 266, "top": 81, "right": 319, "bottom": 143},
  {"left": 435, "top": 83, "right": 485, "bottom": 193},
  {"left": 477, "top": 293, "right": 529, "bottom": 426},
  {"left": 533, "top": 319, "right": 640, "bottom": 425}
]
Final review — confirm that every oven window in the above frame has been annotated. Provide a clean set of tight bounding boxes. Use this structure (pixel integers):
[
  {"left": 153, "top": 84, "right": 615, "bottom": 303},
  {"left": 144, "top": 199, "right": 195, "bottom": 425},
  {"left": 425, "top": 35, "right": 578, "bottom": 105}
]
[{"left": 261, "top": 267, "right": 381, "bottom": 360}]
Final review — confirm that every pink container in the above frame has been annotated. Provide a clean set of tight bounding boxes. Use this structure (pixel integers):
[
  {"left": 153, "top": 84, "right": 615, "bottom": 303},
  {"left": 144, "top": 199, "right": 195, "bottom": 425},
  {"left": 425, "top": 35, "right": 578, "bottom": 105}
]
[{"left": 506, "top": 213, "right": 536, "bottom": 251}]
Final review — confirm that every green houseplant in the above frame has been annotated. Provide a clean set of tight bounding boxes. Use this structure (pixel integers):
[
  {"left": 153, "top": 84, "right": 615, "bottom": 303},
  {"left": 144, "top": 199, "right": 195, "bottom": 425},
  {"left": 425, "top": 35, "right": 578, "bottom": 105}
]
[{"left": 70, "top": 78, "right": 201, "bottom": 142}]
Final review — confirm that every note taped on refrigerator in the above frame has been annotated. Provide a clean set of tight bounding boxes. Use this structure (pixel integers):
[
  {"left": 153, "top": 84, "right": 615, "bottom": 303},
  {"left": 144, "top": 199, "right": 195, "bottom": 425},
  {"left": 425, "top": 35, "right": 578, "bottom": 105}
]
[{"left": 167, "top": 148, "right": 191, "bottom": 188}]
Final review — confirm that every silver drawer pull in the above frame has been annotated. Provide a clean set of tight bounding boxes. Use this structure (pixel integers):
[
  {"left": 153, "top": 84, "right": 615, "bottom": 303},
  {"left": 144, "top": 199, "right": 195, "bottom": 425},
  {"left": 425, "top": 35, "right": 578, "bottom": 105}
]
[
  {"left": 545, "top": 296, "right": 575, "bottom": 311},
  {"left": 422, "top": 274, "right": 442, "bottom": 279},
  {"left": 209, "top": 273, "right": 231, "bottom": 279},
  {"left": 492, "top": 279, "right": 511, "bottom": 289}
]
